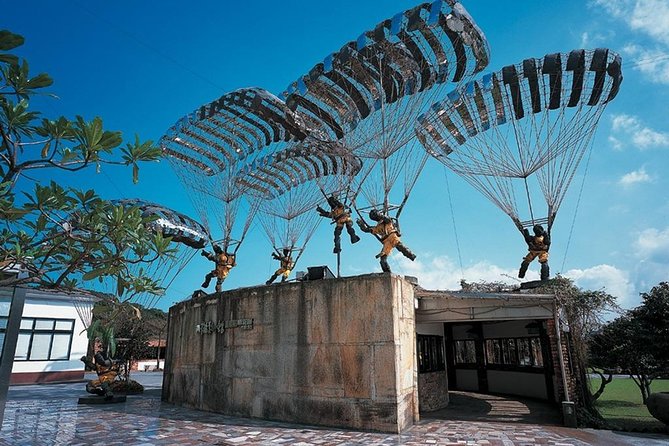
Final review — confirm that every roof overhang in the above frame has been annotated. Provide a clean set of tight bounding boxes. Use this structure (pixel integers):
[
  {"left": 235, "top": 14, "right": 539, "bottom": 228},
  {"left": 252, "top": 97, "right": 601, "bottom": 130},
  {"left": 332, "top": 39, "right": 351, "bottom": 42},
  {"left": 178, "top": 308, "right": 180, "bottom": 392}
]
[{"left": 415, "top": 289, "right": 555, "bottom": 323}]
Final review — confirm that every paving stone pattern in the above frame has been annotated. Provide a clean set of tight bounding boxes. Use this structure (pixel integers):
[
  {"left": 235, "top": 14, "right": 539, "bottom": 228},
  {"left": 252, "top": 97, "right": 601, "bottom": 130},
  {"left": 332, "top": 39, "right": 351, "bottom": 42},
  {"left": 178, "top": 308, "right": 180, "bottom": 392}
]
[
  {"left": 2, "top": 375, "right": 666, "bottom": 445},
  {"left": 0, "top": 393, "right": 593, "bottom": 446}
]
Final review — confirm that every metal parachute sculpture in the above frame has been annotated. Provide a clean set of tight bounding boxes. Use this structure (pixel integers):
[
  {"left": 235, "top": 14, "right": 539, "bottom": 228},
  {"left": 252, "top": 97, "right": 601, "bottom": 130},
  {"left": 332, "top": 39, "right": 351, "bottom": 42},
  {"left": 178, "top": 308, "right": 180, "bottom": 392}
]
[
  {"left": 282, "top": 0, "right": 490, "bottom": 223},
  {"left": 160, "top": 87, "right": 318, "bottom": 257},
  {"left": 415, "top": 48, "right": 623, "bottom": 279},
  {"left": 237, "top": 141, "right": 361, "bottom": 277},
  {"left": 73, "top": 198, "right": 208, "bottom": 315},
  {"left": 107, "top": 199, "right": 208, "bottom": 306}
]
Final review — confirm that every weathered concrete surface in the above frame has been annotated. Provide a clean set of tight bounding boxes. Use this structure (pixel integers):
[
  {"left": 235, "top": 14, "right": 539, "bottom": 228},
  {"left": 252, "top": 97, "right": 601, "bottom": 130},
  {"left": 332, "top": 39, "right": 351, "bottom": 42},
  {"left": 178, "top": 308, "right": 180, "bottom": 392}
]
[{"left": 163, "top": 273, "right": 418, "bottom": 433}]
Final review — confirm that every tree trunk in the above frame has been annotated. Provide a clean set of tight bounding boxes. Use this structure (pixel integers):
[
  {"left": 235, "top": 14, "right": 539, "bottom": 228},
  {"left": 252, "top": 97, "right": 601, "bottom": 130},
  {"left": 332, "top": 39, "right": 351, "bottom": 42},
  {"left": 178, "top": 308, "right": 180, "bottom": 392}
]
[
  {"left": 630, "top": 373, "right": 652, "bottom": 404},
  {"left": 156, "top": 331, "right": 162, "bottom": 370},
  {"left": 590, "top": 369, "right": 613, "bottom": 401}
]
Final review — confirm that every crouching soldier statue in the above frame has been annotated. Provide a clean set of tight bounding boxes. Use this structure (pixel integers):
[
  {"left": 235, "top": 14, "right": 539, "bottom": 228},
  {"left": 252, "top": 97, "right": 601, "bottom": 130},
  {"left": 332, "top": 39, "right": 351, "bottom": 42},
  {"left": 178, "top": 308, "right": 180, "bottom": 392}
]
[
  {"left": 266, "top": 248, "right": 294, "bottom": 284},
  {"left": 80, "top": 352, "right": 119, "bottom": 399},
  {"left": 357, "top": 209, "right": 416, "bottom": 273}
]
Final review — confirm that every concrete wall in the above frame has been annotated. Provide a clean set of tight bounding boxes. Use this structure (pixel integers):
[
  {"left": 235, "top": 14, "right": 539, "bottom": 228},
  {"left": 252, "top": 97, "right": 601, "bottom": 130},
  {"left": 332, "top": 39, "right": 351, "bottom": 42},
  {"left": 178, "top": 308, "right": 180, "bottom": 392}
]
[{"left": 163, "top": 273, "right": 418, "bottom": 433}]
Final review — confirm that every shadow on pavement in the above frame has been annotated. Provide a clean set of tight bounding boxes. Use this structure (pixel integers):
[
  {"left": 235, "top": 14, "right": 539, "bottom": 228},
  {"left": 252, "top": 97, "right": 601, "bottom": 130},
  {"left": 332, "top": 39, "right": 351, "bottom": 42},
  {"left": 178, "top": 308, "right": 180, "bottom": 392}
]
[{"left": 423, "top": 390, "right": 562, "bottom": 426}]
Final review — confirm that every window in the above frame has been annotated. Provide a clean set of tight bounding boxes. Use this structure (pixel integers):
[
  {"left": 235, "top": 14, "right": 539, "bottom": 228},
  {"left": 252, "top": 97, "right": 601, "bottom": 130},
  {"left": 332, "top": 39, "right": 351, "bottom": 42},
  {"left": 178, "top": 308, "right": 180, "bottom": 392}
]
[
  {"left": 454, "top": 339, "right": 477, "bottom": 364},
  {"left": 484, "top": 336, "right": 544, "bottom": 368},
  {"left": 0, "top": 317, "right": 75, "bottom": 361},
  {"left": 417, "top": 334, "right": 445, "bottom": 373}
]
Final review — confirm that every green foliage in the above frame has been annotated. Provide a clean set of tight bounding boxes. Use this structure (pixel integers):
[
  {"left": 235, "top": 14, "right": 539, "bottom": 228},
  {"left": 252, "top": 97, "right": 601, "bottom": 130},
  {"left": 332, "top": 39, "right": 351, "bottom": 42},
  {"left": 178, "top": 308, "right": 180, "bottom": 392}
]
[
  {"left": 590, "top": 282, "right": 669, "bottom": 404},
  {"left": 589, "top": 377, "right": 669, "bottom": 432},
  {"left": 533, "top": 275, "right": 619, "bottom": 414},
  {"left": 90, "top": 301, "right": 166, "bottom": 380},
  {"left": 0, "top": 29, "right": 171, "bottom": 301}
]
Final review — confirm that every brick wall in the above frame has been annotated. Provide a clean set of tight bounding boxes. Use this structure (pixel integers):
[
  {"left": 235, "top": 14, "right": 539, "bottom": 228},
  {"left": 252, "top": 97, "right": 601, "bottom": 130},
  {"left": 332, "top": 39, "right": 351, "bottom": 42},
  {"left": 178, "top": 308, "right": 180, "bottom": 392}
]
[
  {"left": 417, "top": 371, "right": 448, "bottom": 411},
  {"left": 546, "top": 318, "right": 577, "bottom": 403}
]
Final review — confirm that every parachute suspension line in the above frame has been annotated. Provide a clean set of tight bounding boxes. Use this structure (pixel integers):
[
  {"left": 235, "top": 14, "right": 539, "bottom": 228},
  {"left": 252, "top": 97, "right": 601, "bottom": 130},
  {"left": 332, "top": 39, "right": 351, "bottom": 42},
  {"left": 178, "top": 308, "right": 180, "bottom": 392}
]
[
  {"left": 523, "top": 176, "right": 535, "bottom": 225},
  {"left": 395, "top": 149, "right": 429, "bottom": 221},
  {"left": 378, "top": 55, "right": 390, "bottom": 214},
  {"left": 560, "top": 132, "right": 596, "bottom": 274},
  {"left": 444, "top": 167, "right": 464, "bottom": 278}
]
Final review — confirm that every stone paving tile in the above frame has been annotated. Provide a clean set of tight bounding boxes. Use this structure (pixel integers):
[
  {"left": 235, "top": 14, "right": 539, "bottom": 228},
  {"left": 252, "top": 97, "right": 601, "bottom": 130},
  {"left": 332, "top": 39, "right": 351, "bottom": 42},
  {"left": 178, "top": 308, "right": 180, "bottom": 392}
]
[
  {"left": 0, "top": 395, "right": 586, "bottom": 446},
  {"left": 1, "top": 390, "right": 667, "bottom": 445}
]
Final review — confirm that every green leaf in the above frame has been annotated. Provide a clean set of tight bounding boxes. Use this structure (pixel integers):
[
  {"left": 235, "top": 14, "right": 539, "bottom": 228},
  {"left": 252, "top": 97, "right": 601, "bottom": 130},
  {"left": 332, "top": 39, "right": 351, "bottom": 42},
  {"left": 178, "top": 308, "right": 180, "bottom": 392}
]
[
  {"left": 26, "top": 72, "right": 53, "bottom": 89},
  {"left": 0, "top": 30, "right": 24, "bottom": 51},
  {"left": 0, "top": 54, "right": 18, "bottom": 65},
  {"left": 82, "top": 268, "right": 106, "bottom": 281}
]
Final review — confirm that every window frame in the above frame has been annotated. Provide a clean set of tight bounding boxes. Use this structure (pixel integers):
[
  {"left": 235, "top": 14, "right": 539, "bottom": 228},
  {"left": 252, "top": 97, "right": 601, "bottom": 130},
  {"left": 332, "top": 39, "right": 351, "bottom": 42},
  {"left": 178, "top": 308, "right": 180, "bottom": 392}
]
[
  {"left": 417, "top": 334, "right": 446, "bottom": 374},
  {"left": 483, "top": 336, "right": 545, "bottom": 372},
  {"left": 0, "top": 316, "right": 75, "bottom": 362}
]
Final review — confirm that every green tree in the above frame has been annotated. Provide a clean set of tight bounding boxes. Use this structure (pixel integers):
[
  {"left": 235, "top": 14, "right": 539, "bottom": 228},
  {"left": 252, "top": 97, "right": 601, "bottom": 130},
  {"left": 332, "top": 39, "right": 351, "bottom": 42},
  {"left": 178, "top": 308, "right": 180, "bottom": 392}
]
[
  {"left": 590, "top": 282, "right": 669, "bottom": 404},
  {"left": 142, "top": 307, "right": 168, "bottom": 369},
  {"left": 0, "top": 29, "right": 171, "bottom": 299},
  {"left": 91, "top": 301, "right": 162, "bottom": 381},
  {"left": 534, "top": 276, "right": 619, "bottom": 415}
]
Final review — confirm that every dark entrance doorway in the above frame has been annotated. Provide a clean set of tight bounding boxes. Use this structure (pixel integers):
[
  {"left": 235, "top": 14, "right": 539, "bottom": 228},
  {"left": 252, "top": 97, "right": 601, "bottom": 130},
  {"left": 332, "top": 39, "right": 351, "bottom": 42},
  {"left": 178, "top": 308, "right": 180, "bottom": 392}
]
[{"left": 444, "top": 319, "right": 555, "bottom": 402}]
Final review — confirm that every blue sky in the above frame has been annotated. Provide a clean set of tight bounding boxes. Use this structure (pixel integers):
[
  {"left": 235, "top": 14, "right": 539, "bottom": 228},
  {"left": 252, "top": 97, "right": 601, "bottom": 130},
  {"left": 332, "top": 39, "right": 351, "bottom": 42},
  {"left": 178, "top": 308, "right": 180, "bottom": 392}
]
[{"left": 5, "top": 1, "right": 669, "bottom": 310}]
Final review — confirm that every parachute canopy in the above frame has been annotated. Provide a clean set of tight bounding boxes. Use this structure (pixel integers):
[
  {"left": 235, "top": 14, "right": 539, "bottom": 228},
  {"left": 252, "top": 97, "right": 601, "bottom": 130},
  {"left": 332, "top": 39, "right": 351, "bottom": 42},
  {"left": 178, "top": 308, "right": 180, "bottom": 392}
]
[
  {"left": 160, "top": 87, "right": 320, "bottom": 253},
  {"left": 282, "top": 0, "right": 490, "bottom": 216},
  {"left": 93, "top": 199, "right": 208, "bottom": 307},
  {"left": 416, "top": 48, "right": 623, "bottom": 229},
  {"left": 112, "top": 199, "right": 209, "bottom": 249},
  {"left": 237, "top": 142, "right": 361, "bottom": 255}
]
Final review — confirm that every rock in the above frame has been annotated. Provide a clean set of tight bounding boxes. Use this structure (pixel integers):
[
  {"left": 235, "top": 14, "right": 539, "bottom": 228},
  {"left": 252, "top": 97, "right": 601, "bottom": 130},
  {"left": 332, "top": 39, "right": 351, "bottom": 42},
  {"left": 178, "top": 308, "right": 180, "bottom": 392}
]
[{"left": 646, "top": 392, "right": 669, "bottom": 425}]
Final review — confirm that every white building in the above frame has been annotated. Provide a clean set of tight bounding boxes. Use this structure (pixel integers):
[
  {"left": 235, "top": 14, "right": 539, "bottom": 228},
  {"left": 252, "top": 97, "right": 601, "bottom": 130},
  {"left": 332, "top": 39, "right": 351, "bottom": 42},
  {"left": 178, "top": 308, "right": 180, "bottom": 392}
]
[{"left": 0, "top": 287, "right": 94, "bottom": 384}]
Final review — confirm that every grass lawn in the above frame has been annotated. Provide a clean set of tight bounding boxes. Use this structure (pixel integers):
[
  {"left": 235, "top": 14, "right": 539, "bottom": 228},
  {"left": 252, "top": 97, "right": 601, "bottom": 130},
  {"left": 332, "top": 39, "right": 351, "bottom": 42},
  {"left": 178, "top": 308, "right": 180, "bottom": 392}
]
[{"left": 589, "top": 377, "right": 669, "bottom": 431}]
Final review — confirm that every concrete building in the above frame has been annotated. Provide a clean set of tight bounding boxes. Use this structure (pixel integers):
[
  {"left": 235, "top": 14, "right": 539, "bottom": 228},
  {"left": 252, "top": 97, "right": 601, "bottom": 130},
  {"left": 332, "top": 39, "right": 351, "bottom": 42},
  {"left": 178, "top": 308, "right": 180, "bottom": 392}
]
[
  {"left": 415, "top": 287, "right": 574, "bottom": 411},
  {"left": 163, "top": 273, "right": 574, "bottom": 433},
  {"left": 0, "top": 287, "right": 93, "bottom": 384}
]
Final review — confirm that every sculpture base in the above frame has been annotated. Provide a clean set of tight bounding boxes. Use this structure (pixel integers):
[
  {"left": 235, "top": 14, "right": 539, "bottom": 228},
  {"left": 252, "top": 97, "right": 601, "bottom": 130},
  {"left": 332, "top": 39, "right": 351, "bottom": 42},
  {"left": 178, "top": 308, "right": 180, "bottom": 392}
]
[
  {"left": 520, "top": 280, "right": 546, "bottom": 290},
  {"left": 78, "top": 395, "right": 127, "bottom": 404}
]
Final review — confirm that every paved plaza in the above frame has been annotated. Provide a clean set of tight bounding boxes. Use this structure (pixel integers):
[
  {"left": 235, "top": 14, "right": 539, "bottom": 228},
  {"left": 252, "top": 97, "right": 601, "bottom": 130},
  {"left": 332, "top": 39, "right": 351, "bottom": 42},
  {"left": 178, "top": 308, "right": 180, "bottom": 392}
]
[{"left": 1, "top": 373, "right": 667, "bottom": 445}]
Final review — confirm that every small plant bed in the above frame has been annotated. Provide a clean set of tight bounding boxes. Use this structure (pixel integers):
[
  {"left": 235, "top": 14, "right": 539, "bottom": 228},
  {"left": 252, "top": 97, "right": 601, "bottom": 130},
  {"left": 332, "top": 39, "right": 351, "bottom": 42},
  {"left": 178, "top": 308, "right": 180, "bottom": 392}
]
[
  {"left": 590, "top": 377, "right": 669, "bottom": 432},
  {"left": 110, "top": 380, "right": 145, "bottom": 395}
]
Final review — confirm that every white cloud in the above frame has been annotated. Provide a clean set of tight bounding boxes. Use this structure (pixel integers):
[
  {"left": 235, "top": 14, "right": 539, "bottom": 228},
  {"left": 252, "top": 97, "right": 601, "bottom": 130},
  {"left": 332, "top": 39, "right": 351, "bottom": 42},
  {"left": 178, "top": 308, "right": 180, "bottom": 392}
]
[
  {"left": 392, "top": 253, "right": 527, "bottom": 290},
  {"left": 608, "top": 135, "right": 623, "bottom": 151},
  {"left": 592, "top": 0, "right": 669, "bottom": 83},
  {"left": 580, "top": 32, "right": 590, "bottom": 48},
  {"left": 634, "top": 226, "right": 669, "bottom": 264},
  {"left": 594, "top": 0, "right": 669, "bottom": 45},
  {"left": 609, "top": 113, "right": 669, "bottom": 149},
  {"left": 623, "top": 44, "right": 669, "bottom": 84},
  {"left": 618, "top": 167, "right": 653, "bottom": 187},
  {"left": 394, "top": 253, "right": 638, "bottom": 307},
  {"left": 564, "top": 264, "right": 635, "bottom": 306}
]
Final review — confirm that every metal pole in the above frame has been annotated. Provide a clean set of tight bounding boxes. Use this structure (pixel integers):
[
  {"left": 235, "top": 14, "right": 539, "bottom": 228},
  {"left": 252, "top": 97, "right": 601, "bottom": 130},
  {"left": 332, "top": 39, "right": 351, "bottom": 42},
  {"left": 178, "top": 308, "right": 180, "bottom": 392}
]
[
  {"left": 0, "top": 272, "right": 28, "bottom": 424},
  {"left": 336, "top": 251, "right": 341, "bottom": 278}
]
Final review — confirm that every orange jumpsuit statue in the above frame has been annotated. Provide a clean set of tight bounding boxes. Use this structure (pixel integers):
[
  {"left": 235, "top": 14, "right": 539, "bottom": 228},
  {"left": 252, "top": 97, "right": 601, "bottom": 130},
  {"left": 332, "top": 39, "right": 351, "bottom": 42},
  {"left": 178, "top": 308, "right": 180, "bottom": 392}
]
[
  {"left": 316, "top": 196, "right": 360, "bottom": 253},
  {"left": 266, "top": 248, "right": 294, "bottom": 284},
  {"left": 201, "top": 245, "right": 236, "bottom": 292},
  {"left": 357, "top": 209, "right": 416, "bottom": 273},
  {"left": 80, "top": 353, "right": 119, "bottom": 398},
  {"left": 518, "top": 224, "right": 550, "bottom": 281}
]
